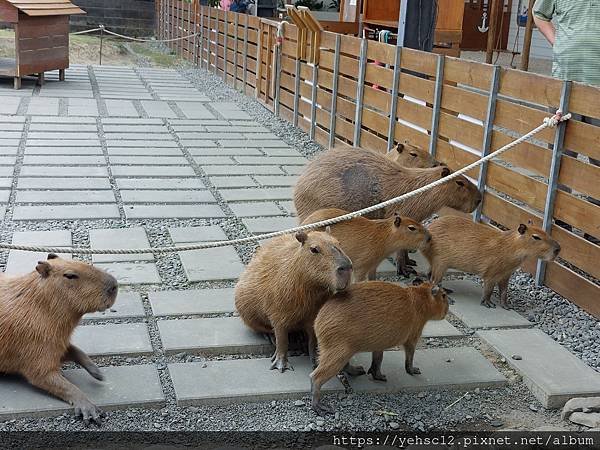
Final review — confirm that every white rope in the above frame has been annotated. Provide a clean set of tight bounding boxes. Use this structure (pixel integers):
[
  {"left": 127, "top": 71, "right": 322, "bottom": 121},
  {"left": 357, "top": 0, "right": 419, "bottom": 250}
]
[{"left": 0, "top": 112, "right": 570, "bottom": 255}]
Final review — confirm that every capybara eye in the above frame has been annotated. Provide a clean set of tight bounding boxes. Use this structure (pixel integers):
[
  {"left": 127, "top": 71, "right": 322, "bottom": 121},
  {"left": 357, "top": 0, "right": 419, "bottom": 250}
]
[
  {"left": 410, "top": 152, "right": 417, "bottom": 157},
  {"left": 310, "top": 246, "right": 320, "bottom": 254},
  {"left": 456, "top": 180, "right": 465, "bottom": 187},
  {"left": 63, "top": 273, "right": 79, "bottom": 280},
  {"left": 532, "top": 235, "right": 542, "bottom": 241},
  {"left": 408, "top": 225, "right": 417, "bottom": 231}
]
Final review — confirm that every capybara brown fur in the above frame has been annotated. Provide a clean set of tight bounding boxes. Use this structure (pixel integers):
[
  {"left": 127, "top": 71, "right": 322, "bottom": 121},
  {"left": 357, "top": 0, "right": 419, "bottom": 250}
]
[
  {"left": 293, "top": 147, "right": 481, "bottom": 276},
  {"left": 422, "top": 216, "right": 561, "bottom": 308},
  {"left": 235, "top": 231, "right": 352, "bottom": 372},
  {"left": 301, "top": 208, "right": 431, "bottom": 281},
  {"left": 385, "top": 140, "right": 439, "bottom": 168},
  {"left": 0, "top": 254, "right": 118, "bottom": 425},
  {"left": 310, "top": 279, "right": 449, "bottom": 414}
]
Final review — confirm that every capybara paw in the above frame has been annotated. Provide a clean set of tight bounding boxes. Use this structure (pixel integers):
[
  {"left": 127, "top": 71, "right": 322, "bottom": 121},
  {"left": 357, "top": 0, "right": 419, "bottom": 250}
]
[
  {"left": 74, "top": 400, "right": 104, "bottom": 426},
  {"left": 367, "top": 367, "right": 387, "bottom": 382},
  {"left": 262, "top": 333, "right": 275, "bottom": 346},
  {"left": 406, "top": 258, "right": 417, "bottom": 267},
  {"left": 481, "top": 299, "right": 496, "bottom": 308},
  {"left": 500, "top": 302, "right": 512, "bottom": 310},
  {"left": 443, "top": 287, "right": 454, "bottom": 294},
  {"left": 270, "top": 357, "right": 293, "bottom": 372},
  {"left": 312, "top": 400, "right": 334, "bottom": 415},
  {"left": 87, "top": 364, "right": 105, "bottom": 381},
  {"left": 447, "top": 296, "right": 456, "bottom": 305},
  {"left": 343, "top": 364, "right": 366, "bottom": 377},
  {"left": 407, "top": 367, "right": 421, "bottom": 375}
]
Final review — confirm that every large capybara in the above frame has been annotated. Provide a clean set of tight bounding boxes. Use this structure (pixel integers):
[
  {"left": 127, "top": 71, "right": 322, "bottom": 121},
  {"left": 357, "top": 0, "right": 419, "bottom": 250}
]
[
  {"left": 0, "top": 254, "right": 118, "bottom": 425},
  {"left": 422, "top": 217, "right": 561, "bottom": 308},
  {"left": 235, "top": 231, "right": 352, "bottom": 372},
  {"left": 301, "top": 208, "right": 430, "bottom": 281},
  {"left": 310, "top": 279, "right": 449, "bottom": 414},
  {"left": 293, "top": 147, "right": 481, "bottom": 276},
  {"left": 385, "top": 140, "right": 439, "bottom": 168}
]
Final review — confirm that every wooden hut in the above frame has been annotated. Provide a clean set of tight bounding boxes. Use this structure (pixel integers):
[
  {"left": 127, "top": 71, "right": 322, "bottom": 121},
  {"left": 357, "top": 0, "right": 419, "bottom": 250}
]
[{"left": 0, "top": 0, "right": 85, "bottom": 89}]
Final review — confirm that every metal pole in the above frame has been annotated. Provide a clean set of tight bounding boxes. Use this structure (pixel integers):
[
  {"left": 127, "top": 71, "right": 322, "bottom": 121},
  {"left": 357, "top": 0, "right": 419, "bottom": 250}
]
[
  {"left": 309, "top": 64, "right": 319, "bottom": 140},
  {"left": 428, "top": 54, "right": 445, "bottom": 158},
  {"left": 274, "top": 44, "right": 282, "bottom": 116},
  {"left": 214, "top": 11, "right": 219, "bottom": 75},
  {"left": 535, "top": 80, "right": 572, "bottom": 286},
  {"left": 387, "top": 44, "right": 402, "bottom": 151},
  {"left": 242, "top": 17, "right": 249, "bottom": 92},
  {"left": 293, "top": 58, "right": 301, "bottom": 128},
  {"left": 99, "top": 25, "right": 104, "bottom": 66},
  {"left": 223, "top": 11, "right": 229, "bottom": 83},
  {"left": 473, "top": 65, "right": 501, "bottom": 223},
  {"left": 233, "top": 13, "right": 239, "bottom": 89},
  {"left": 328, "top": 34, "right": 341, "bottom": 149},
  {"left": 187, "top": 3, "right": 191, "bottom": 59},
  {"left": 520, "top": 0, "right": 536, "bottom": 71},
  {"left": 353, "top": 38, "right": 368, "bottom": 147},
  {"left": 397, "top": 0, "right": 408, "bottom": 47}
]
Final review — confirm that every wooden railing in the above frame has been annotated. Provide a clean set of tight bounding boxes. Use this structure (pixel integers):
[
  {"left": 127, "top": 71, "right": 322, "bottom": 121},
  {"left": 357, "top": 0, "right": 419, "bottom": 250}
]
[{"left": 156, "top": 1, "right": 600, "bottom": 318}]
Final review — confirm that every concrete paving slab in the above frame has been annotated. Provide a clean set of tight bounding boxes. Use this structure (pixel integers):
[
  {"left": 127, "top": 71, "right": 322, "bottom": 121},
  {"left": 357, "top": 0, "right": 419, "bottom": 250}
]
[
  {"left": 193, "top": 156, "right": 236, "bottom": 165},
  {"left": 27, "top": 98, "right": 59, "bottom": 115},
  {"left": 477, "top": 328, "right": 600, "bottom": 408},
  {"left": 16, "top": 190, "right": 116, "bottom": 204},
  {"left": 84, "top": 291, "right": 145, "bottom": 320},
  {"left": 116, "top": 178, "right": 205, "bottom": 190},
  {"left": 262, "top": 147, "right": 303, "bottom": 157},
  {"left": 220, "top": 188, "right": 294, "bottom": 202},
  {"left": 219, "top": 140, "right": 289, "bottom": 148},
  {"left": 107, "top": 140, "right": 177, "bottom": 148},
  {"left": 189, "top": 147, "right": 263, "bottom": 156},
  {"left": 234, "top": 156, "right": 307, "bottom": 166},
  {"left": 209, "top": 102, "right": 251, "bottom": 120},
  {"left": 176, "top": 102, "right": 215, "bottom": 119},
  {"left": 108, "top": 148, "right": 184, "bottom": 156},
  {"left": 242, "top": 217, "right": 299, "bottom": 234},
  {"left": 103, "top": 125, "right": 168, "bottom": 133},
  {"left": 278, "top": 201, "right": 296, "bottom": 216},
  {"left": 348, "top": 348, "right": 506, "bottom": 394},
  {"left": 229, "top": 202, "right": 284, "bottom": 217},
  {"left": 179, "top": 247, "right": 244, "bottom": 282},
  {"left": 282, "top": 165, "right": 304, "bottom": 176},
  {"left": 253, "top": 175, "right": 299, "bottom": 187},
  {"left": 27, "top": 132, "right": 99, "bottom": 140},
  {"left": 109, "top": 156, "right": 188, "bottom": 165},
  {"left": 20, "top": 166, "right": 109, "bottom": 177},
  {"left": 112, "top": 166, "right": 195, "bottom": 177},
  {"left": 13, "top": 205, "right": 120, "bottom": 221},
  {"left": 140, "top": 101, "right": 177, "bottom": 118},
  {"left": 105, "top": 100, "right": 140, "bottom": 117},
  {"left": 210, "top": 176, "right": 257, "bottom": 188},
  {"left": 169, "top": 225, "right": 228, "bottom": 243},
  {"left": 0, "top": 365, "right": 164, "bottom": 419},
  {"left": 18, "top": 178, "right": 111, "bottom": 190},
  {"left": 124, "top": 205, "right": 225, "bottom": 219},
  {"left": 95, "top": 262, "right": 161, "bottom": 285},
  {"left": 25, "top": 147, "right": 103, "bottom": 155},
  {"left": 203, "top": 165, "right": 284, "bottom": 176},
  {"left": 149, "top": 288, "right": 235, "bottom": 316},
  {"left": 422, "top": 320, "right": 463, "bottom": 338},
  {"left": 26, "top": 139, "right": 100, "bottom": 147},
  {"left": 72, "top": 323, "right": 153, "bottom": 356},
  {"left": 23, "top": 155, "right": 106, "bottom": 165},
  {"left": 120, "top": 190, "right": 216, "bottom": 204},
  {"left": 0, "top": 178, "right": 12, "bottom": 189},
  {"left": 6, "top": 230, "right": 71, "bottom": 275},
  {"left": 159, "top": 317, "right": 268, "bottom": 354},
  {"left": 445, "top": 280, "right": 532, "bottom": 329},
  {"left": 104, "top": 133, "right": 173, "bottom": 141},
  {"left": 90, "top": 227, "right": 153, "bottom": 263},
  {"left": 169, "top": 356, "right": 343, "bottom": 406},
  {"left": 0, "top": 190, "right": 10, "bottom": 202}
]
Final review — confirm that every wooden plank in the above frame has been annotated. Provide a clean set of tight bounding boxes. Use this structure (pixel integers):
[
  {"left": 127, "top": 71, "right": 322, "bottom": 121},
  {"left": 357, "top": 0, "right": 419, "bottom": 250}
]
[
  {"left": 441, "top": 84, "right": 487, "bottom": 121},
  {"left": 498, "top": 67, "right": 562, "bottom": 107},
  {"left": 563, "top": 119, "right": 600, "bottom": 161},
  {"left": 544, "top": 263, "right": 600, "bottom": 318},
  {"left": 438, "top": 110, "right": 483, "bottom": 150},
  {"left": 554, "top": 191, "right": 600, "bottom": 238},
  {"left": 444, "top": 56, "right": 493, "bottom": 90},
  {"left": 491, "top": 131, "right": 550, "bottom": 177},
  {"left": 559, "top": 155, "right": 600, "bottom": 199},
  {"left": 569, "top": 81, "right": 600, "bottom": 119},
  {"left": 495, "top": 99, "right": 554, "bottom": 144},
  {"left": 17, "top": 34, "right": 67, "bottom": 51},
  {"left": 551, "top": 226, "right": 600, "bottom": 280}
]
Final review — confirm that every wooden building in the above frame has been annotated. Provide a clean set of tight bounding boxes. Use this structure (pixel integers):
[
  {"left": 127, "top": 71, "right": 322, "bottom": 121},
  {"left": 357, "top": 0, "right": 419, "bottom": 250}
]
[{"left": 0, "top": 0, "right": 85, "bottom": 89}]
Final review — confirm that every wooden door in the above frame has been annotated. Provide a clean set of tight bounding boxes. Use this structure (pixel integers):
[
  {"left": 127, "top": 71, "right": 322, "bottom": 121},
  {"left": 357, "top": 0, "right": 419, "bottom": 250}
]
[{"left": 461, "top": 0, "right": 512, "bottom": 51}]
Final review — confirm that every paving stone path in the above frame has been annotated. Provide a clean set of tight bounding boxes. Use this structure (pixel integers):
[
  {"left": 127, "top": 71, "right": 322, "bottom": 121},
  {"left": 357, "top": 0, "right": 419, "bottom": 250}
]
[{"left": 0, "top": 66, "right": 599, "bottom": 420}]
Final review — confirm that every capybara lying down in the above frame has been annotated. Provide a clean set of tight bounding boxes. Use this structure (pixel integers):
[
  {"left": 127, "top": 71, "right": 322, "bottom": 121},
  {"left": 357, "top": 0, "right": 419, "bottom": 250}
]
[
  {"left": 385, "top": 140, "right": 439, "bottom": 168},
  {"left": 422, "top": 216, "right": 561, "bottom": 308},
  {"left": 301, "top": 208, "right": 430, "bottom": 281},
  {"left": 0, "top": 254, "right": 118, "bottom": 425},
  {"left": 235, "top": 231, "right": 352, "bottom": 372},
  {"left": 310, "top": 279, "right": 448, "bottom": 414}
]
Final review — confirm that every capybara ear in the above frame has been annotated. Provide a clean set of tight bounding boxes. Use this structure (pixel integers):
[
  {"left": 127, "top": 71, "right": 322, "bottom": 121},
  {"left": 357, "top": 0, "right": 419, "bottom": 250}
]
[
  {"left": 527, "top": 219, "right": 533, "bottom": 225},
  {"left": 412, "top": 277, "right": 424, "bottom": 286},
  {"left": 295, "top": 231, "right": 308, "bottom": 245},
  {"left": 441, "top": 167, "right": 451, "bottom": 178},
  {"left": 518, "top": 224, "right": 527, "bottom": 235},
  {"left": 47, "top": 253, "right": 59, "bottom": 260},
  {"left": 394, "top": 215, "right": 402, "bottom": 227},
  {"left": 431, "top": 285, "right": 441, "bottom": 296},
  {"left": 325, "top": 225, "right": 332, "bottom": 234},
  {"left": 36, "top": 261, "right": 51, "bottom": 278},
  {"left": 394, "top": 143, "right": 404, "bottom": 153}
]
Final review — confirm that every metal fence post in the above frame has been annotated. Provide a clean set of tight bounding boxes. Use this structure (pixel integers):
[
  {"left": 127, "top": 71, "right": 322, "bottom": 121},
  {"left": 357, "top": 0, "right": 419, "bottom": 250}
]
[
  {"left": 387, "top": 45, "right": 402, "bottom": 151},
  {"left": 242, "top": 17, "right": 249, "bottom": 93},
  {"left": 292, "top": 56, "right": 301, "bottom": 128},
  {"left": 328, "top": 34, "right": 341, "bottom": 149},
  {"left": 199, "top": 6, "right": 204, "bottom": 68},
  {"left": 187, "top": 3, "right": 191, "bottom": 60},
  {"left": 428, "top": 54, "right": 445, "bottom": 158},
  {"left": 214, "top": 11, "right": 219, "bottom": 75},
  {"left": 233, "top": 13, "right": 239, "bottom": 89},
  {"left": 353, "top": 37, "right": 368, "bottom": 147},
  {"left": 535, "top": 80, "right": 572, "bottom": 286},
  {"left": 223, "top": 11, "right": 229, "bottom": 83},
  {"left": 309, "top": 63, "right": 319, "bottom": 140},
  {"left": 473, "top": 65, "right": 501, "bottom": 223}
]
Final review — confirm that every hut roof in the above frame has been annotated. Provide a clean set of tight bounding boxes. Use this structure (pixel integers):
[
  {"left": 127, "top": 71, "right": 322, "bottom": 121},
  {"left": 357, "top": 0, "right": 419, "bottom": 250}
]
[{"left": 5, "top": 0, "right": 85, "bottom": 16}]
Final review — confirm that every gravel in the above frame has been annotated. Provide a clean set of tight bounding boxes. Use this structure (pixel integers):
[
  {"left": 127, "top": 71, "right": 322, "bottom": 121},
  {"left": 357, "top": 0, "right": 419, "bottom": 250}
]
[{"left": 0, "top": 55, "right": 597, "bottom": 432}]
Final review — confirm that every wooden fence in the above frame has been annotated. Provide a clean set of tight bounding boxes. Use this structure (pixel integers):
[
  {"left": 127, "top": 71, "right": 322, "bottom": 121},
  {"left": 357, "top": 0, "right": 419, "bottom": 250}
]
[{"left": 156, "top": 1, "right": 600, "bottom": 318}]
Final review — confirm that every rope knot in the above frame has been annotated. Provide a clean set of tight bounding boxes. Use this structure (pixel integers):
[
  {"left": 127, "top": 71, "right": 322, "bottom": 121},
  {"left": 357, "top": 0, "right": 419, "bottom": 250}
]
[{"left": 544, "top": 110, "right": 571, "bottom": 128}]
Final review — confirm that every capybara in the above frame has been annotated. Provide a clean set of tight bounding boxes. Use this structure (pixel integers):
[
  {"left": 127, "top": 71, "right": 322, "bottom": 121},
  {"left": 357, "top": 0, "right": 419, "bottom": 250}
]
[
  {"left": 0, "top": 254, "right": 119, "bottom": 425},
  {"left": 301, "top": 208, "right": 430, "bottom": 281},
  {"left": 422, "top": 217, "right": 561, "bottom": 308},
  {"left": 385, "top": 140, "right": 439, "bottom": 168},
  {"left": 293, "top": 147, "right": 481, "bottom": 276},
  {"left": 235, "top": 231, "right": 352, "bottom": 372},
  {"left": 310, "top": 279, "right": 449, "bottom": 414}
]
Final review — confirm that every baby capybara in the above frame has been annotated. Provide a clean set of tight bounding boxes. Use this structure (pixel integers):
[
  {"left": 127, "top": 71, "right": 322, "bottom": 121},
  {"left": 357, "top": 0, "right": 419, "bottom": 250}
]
[
  {"left": 385, "top": 141, "right": 439, "bottom": 168},
  {"left": 301, "top": 208, "right": 430, "bottom": 281},
  {"left": 0, "top": 254, "right": 118, "bottom": 425},
  {"left": 235, "top": 231, "right": 352, "bottom": 372},
  {"left": 422, "top": 216, "right": 561, "bottom": 308},
  {"left": 310, "top": 279, "right": 449, "bottom": 414}
]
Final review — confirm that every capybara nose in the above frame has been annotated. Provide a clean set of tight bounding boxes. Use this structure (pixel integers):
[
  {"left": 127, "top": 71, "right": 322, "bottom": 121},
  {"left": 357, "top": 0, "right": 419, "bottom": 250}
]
[
  {"left": 554, "top": 244, "right": 561, "bottom": 256},
  {"left": 425, "top": 232, "right": 432, "bottom": 243},
  {"left": 337, "top": 262, "right": 353, "bottom": 273},
  {"left": 105, "top": 276, "right": 119, "bottom": 298}
]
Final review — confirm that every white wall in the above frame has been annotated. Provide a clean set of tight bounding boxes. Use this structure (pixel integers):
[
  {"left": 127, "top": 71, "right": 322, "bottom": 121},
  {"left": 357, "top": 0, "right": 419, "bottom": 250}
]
[{"left": 507, "top": 0, "right": 553, "bottom": 60}]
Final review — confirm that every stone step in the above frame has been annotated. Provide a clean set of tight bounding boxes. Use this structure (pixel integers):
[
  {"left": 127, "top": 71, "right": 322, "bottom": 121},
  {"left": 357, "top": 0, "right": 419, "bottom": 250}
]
[
  {"left": 84, "top": 291, "right": 145, "bottom": 321},
  {"left": 0, "top": 365, "right": 164, "bottom": 419},
  {"left": 178, "top": 247, "right": 245, "bottom": 282},
  {"left": 477, "top": 328, "right": 600, "bottom": 408},
  {"left": 149, "top": 288, "right": 235, "bottom": 316},
  {"left": 169, "top": 357, "right": 343, "bottom": 406},
  {"left": 95, "top": 262, "right": 161, "bottom": 285},
  {"left": 347, "top": 347, "right": 506, "bottom": 394},
  {"left": 445, "top": 280, "right": 531, "bottom": 329},
  {"left": 72, "top": 323, "right": 153, "bottom": 357},
  {"left": 90, "top": 227, "right": 153, "bottom": 263},
  {"left": 6, "top": 230, "right": 72, "bottom": 275},
  {"left": 157, "top": 316, "right": 461, "bottom": 355}
]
